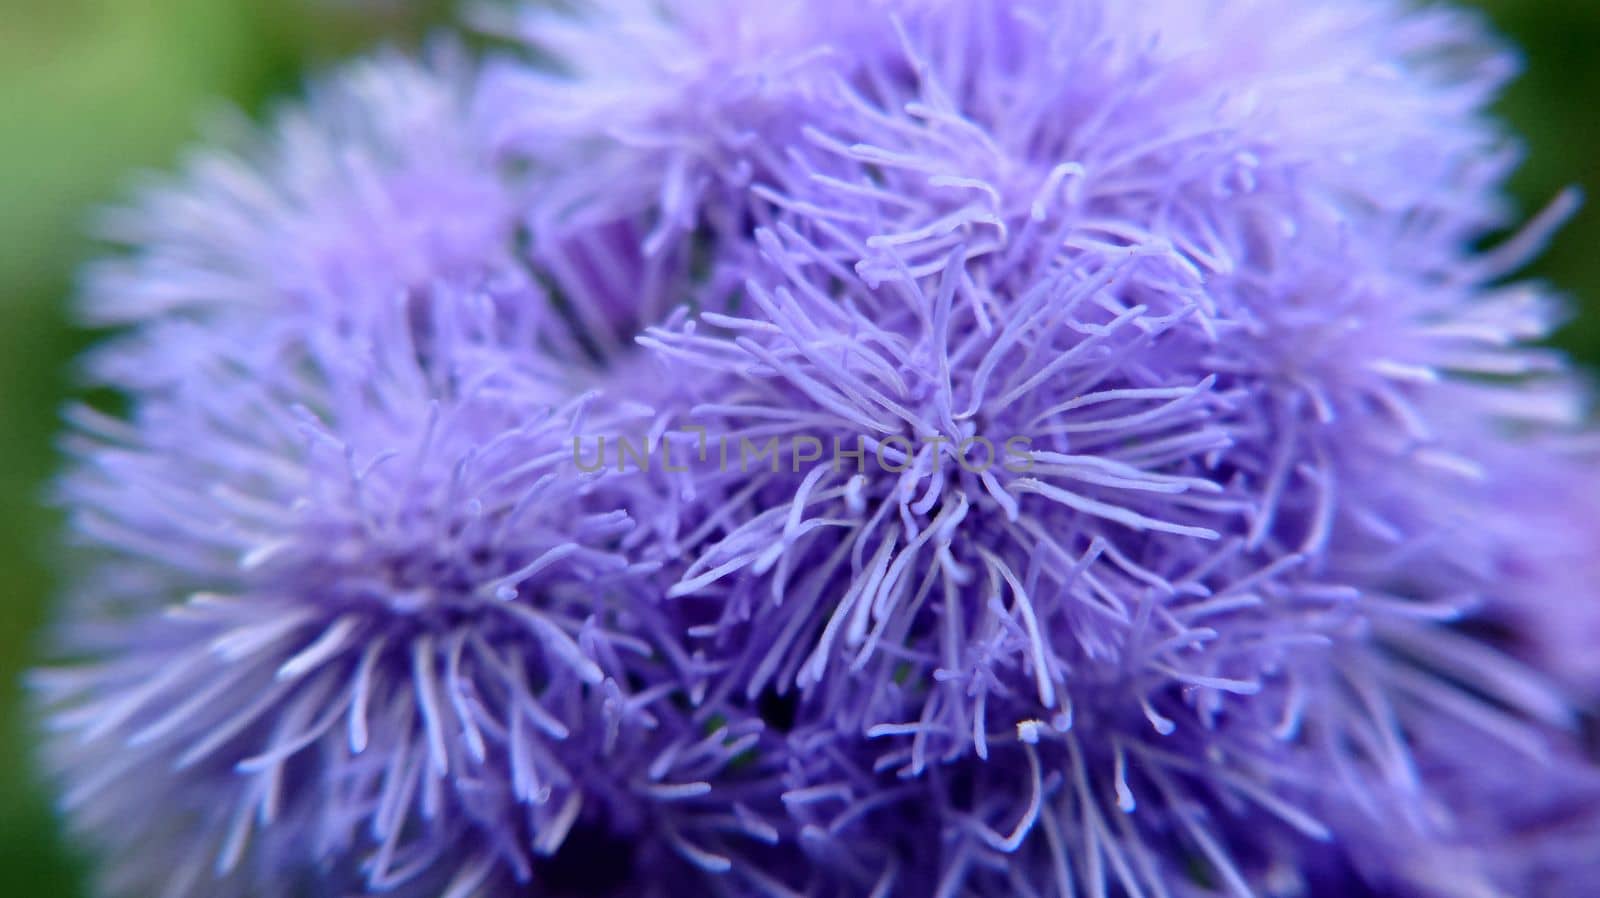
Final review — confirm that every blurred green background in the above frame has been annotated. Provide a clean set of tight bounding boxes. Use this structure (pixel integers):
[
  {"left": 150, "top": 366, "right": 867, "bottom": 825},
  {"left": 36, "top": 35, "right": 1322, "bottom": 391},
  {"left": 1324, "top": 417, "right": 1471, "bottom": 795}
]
[{"left": 0, "top": 1, "right": 1596, "bottom": 894}]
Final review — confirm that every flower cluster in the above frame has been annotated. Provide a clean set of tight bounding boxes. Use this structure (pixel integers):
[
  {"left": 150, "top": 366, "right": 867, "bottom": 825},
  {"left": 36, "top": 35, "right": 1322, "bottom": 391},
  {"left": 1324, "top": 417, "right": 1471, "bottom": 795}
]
[{"left": 36, "top": 2, "right": 1600, "bottom": 898}]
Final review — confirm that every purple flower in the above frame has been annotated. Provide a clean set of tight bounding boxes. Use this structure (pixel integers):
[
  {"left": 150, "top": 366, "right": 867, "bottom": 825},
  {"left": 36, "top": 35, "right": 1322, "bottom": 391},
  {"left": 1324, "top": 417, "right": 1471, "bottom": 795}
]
[
  {"left": 514, "top": 0, "right": 1595, "bottom": 894},
  {"left": 38, "top": 53, "right": 792, "bottom": 898},
  {"left": 35, "top": 2, "right": 1600, "bottom": 898}
]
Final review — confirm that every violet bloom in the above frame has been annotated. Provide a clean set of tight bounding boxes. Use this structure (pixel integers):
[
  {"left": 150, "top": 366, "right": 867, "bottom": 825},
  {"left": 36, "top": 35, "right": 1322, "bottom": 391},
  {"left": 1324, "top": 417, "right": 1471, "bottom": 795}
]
[
  {"left": 513, "top": 0, "right": 1596, "bottom": 895},
  {"left": 37, "top": 52, "right": 791, "bottom": 898},
  {"left": 34, "top": 2, "right": 1600, "bottom": 898}
]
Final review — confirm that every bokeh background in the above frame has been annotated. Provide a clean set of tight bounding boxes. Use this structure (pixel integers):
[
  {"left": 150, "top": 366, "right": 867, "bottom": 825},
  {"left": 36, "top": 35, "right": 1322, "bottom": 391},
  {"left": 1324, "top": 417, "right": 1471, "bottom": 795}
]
[{"left": 1, "top": 1, "right": 1596, "bottom": 893}]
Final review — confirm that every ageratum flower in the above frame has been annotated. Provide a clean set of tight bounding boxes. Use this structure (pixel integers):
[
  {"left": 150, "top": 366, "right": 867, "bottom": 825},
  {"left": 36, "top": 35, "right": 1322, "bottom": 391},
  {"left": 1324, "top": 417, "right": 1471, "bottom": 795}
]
[
  {"left": 35, "top": 2, "right": 1600, "bottom": 898},
  {"left": 505, "top": 0, "right": 1598, "bottom": 895},
  {"left": 37, "top": 53, "right": 793, "bottom": 898}
]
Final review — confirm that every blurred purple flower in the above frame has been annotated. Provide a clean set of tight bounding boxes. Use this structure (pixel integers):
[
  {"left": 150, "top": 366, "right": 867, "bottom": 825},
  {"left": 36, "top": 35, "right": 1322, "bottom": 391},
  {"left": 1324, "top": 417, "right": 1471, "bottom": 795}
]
[{"left": 37, "top": 52, "right": 792, "bottom": 898}]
